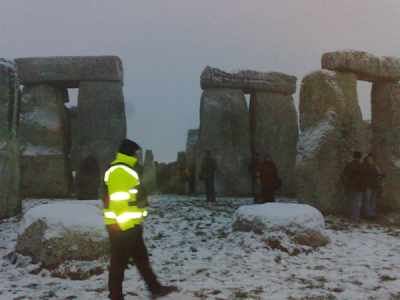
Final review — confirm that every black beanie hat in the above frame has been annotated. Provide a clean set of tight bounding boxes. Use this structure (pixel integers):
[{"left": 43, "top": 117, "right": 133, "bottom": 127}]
[{"left": 119, "top": 139, "right": 140, "bottom": 156}]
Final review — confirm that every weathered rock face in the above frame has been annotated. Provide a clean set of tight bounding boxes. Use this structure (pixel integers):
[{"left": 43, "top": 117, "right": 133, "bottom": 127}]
[
  {"left": 19, "top": 84, "right": 71, "bottom": 198},
  {"left": 143, "top": 150, "right": 157, "bottom": 194},
  {"left": 322, "top": 50, "right": 400, "bottom": 82},
  {"left": 177, "top": 151, "right": 187, "bottom": 169},
  {"left": 371, "top": 82, "right": 400, "bottom": 211},
  {"left": 296, "top": 70, "right": 367, "bottom": 214},
  {"left": 232, "top": 203, "right": 330, "bottom": 248},
  {"left": 16, "top": 201, "right": 108, "bottom": 266},
  {"left": 196, "top": 88, "right": 251, "bottom": 196},
  {"left": 70, "top": 81, "right": 126, "bottom": 176},
  {"left": 249, "top": 92, "right": 299, "bottom": 195},
  {"left": 14, "top": 56, "right": 124, "bottom": 88},
  {"left": 201, "top": 66, "right": 297, "bottom": 94},
  {"left": 186, "top": 129, "right": 198, "bottom": 193},
  {"left": 186, "top": 129, "right": 198, "bottom": 165},
  {"left": 0, "top": 59, "right": 21, "bottom": 219}
]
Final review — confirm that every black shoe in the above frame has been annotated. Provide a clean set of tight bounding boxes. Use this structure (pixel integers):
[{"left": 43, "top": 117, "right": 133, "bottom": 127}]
[{"left": 151, "top": 285, "right": 178, "bottom": 299}]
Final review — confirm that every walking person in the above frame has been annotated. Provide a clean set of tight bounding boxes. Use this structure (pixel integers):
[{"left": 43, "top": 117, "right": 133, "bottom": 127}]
[
  {"left": 248, "top": 152, "right": 262, "bottom": 204},
  {"left": 362, "top": 153, "right": 385, "bottom": 219},
  {"left": 255, "top": 153, "right": 280, "bottom": 203},
  {"left": 342, "top": 151, "right": 366, "bottom": 221},
  {"left": 199, "top": 150, "right": 217, "bottom": 202},
  {"left": 103, "top": 139, "right": 177, "bottom": 300}
]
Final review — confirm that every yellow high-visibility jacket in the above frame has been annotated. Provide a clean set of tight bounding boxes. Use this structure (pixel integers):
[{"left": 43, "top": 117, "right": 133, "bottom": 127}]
[{"left": 103, "top": 152, "right": 147, "bottom": 231}]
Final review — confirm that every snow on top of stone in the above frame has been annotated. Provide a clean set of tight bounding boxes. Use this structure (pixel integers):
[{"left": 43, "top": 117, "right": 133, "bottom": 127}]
[
  {"left": 20, "top": 107, "right": 61, "bottom": 130},
  {"left": 296, "top": 110, "right": 336, "bottom": 167},
  {"left": 22, "top": 144, "right": 62, "bottom": 156},
  {"left": 19, "top": 201, "right": 107, "bottom": 241},
  {"left": 0, "top": 58, "right": 16, "bottom": 70},
  {"left": 233, "top": 202, "right": 325, "bottom": 232}
]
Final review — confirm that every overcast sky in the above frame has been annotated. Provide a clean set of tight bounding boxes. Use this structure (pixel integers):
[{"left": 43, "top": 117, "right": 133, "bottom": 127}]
[{"left": 2, "top": 0, "right": 400, "bottom": 163}]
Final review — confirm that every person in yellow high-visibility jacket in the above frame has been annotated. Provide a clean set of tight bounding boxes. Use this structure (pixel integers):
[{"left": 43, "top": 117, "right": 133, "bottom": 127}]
[{"left": 104, "top": 139, "right": 177, "bottom": 300}]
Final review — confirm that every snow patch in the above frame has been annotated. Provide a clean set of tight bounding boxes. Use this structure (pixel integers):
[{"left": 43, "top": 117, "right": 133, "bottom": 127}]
[
  {"left": 20, "top": 107, "right": 61, "bottom": 130},
  {"left": 19, "top": 200, "right": 107, "bottom": 241},
  {"left": 21, "top": 144, "right": 62, "bottom": 156}
]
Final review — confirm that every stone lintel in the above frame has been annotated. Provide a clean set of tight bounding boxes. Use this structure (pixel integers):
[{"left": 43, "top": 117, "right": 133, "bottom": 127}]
[
  {"left": 200, "top": 66, "right": 297, "bottom": 94},
  {"left": 322, "top": 50, "right": 400, "bottom": 82},
  {"left": 14, "top": 56, "right": 124, "bottom": 87}
]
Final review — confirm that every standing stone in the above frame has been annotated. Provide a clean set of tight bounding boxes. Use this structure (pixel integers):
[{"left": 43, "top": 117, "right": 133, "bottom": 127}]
[
  {"left": 186, "top": 129, "right": 198, "bottom": 193},
  {"left": 196, "top": 88, "right": 251, "bottom": 196},
  {"left": 0, "top": 58, "right": 21, "bottom": 219},
  {"left": 249, "top": 92, "right": 298, "bottom": 195},
  {"left": 296, "top": 70, "right": 367, "bottom": 214},
  {"left": 371, "top": 82, "right": 400, "bottom": 211},
  {"left": 19, "top": 84, "right": 71, "bottom": 198},
  {"left": 71, "top": 81, "right": 126, "bottom": 178},
  {"left": 177, "top": 151, "right": 187, "bottom": 169},
  {"left": 142, "top": 150, "right": 157, "bottom": 194}
]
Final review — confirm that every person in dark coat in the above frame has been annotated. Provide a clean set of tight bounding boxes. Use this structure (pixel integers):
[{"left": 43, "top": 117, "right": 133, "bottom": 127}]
[
  {"left": 255, "top": 153, "right": 279, "bottom": 203},
  {"left": 248, "top": 152, "right": 261, "bottom": 204},
  {"left": 200, "top": 150, "right": 217, "bottom": 202},
  {"left": 342, "top": 151, "right": 366, "bottom": 221},
  {"left": 362, "top": 153, "right": 385, "bottom": 219}
]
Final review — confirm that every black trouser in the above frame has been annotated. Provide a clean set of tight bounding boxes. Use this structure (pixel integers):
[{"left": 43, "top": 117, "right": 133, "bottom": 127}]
[
  {"left": 108, "top": 225, "right": 160, "bottom": 300},
  {"left": 261, "top": 188, "right": 275, "bottom": 203}
]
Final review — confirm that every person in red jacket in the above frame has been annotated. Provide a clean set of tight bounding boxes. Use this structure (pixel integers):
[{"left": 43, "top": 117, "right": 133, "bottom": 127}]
[{"left": 255, "top": 153, "right": 280, "bottom": 203}]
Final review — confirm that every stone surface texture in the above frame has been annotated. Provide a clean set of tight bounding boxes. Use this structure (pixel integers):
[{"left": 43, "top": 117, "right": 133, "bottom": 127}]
[
  {"left": 296, "top": 70, "right": 367, "bottom": 214},
  {"left": 232, "top": 203, "right": 330, "bottom": 248},
  {"left": 70, "top": 81, "right": 126, "bottom": 177},
  {"left": 196, "top": 88, "right": 251, "bottom": 196},
  {"left": 371, "top": 82, "right": 400, "bottom": 211},
  {"left": 0, "top": 58, "right": 21, "bottom": 219},
  {"left": 19, "top": 84, "right": 71, "bottom": 198},
  {"left": 322, "top": 50, "right": 400, "bottom": 82},
  {"left": 249, "top": 92, "right": 299, "bottom": 195},
  {"left": 15, "top": 201, "right": 108, "bottom": 266},
  {"left": 143, "top": 150, "right": 157, "bottom": 194},
  {"left": 200, "top": 66, "right": 297, "bottom": 94},
  {"left": 14, "top": 56, "right": 123, "bottom": 88}
]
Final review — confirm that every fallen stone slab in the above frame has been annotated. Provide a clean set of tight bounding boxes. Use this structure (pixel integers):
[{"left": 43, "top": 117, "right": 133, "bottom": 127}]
[
  {"left": 232, "top": 203, "right": 330, "bottom": 248},
  {"left": 14, "top": 56, "right": 123, "bottom": 88},
  {"left": 322, "top": 50, "right": 400, "bottom": 82},
  {"left": 200, "top": 66, "right": 297, "bottom": 94},
  {"left": 16, "top": 201, "right": 108, "bottom": 267}
]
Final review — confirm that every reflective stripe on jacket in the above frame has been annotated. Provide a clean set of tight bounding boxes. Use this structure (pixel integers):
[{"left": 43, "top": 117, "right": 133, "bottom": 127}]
[{"left": 103, "top": 152, "right": 147, "bottom": 231}]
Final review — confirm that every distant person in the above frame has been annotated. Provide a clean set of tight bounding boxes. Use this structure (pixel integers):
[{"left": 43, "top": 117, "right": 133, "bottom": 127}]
[
  {"left": 178, "top": 167, "right": 189, "bottom": 195},
  {"left": 362, "top": 153, "right": 385, "bottom": 219},
  {"left": 255, "top": 153, "right": 280, "bottom": 203},
  {"left": 248, "top": 152, "right": 261, "bottom": 204},
  {"left": 342, "top": 151, "right": 366, "bottom": 221},
  {"left": 199, "top": 150, "right": 217, "bottom": 202}
]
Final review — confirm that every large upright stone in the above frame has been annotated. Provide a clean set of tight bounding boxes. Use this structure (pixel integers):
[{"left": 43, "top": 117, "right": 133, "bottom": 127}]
[
  {"left": 322, "top": 50, "right": 400, "bottom": 82},
  {"left": 201, "top": 66, "right": 297, "bottom": 94},
  {"left": 14, "top": 56, "right": 123, "bottom": 88},
  {"left": 19, "top": 84, "right": 71, "bottom": 198},
  {"left": 70, "top": 81, "right": 126, "bottom": 177},
  {"left": 196, "top": 88, "right": 251, "bottom": 196},
  {"left": 249, "top": 92, "right": 299, "bottom": 196},
  {"left": 177, "top": 151, "right": 187, "bottom": 169},
  {"left": 143, "top": 150, "right": 157, "bottom": 194},
  {"left": 0, "top": 58, "right": 21, "bottom": 219},
  {"left": 371, "top": 82, "right": 400, "bottom": 211},
  {"left": 186, "top": 129, "right": 198, "bottom": 193},
  {"left": 296, "top": 70, "right": 367, "bottom": 214}
]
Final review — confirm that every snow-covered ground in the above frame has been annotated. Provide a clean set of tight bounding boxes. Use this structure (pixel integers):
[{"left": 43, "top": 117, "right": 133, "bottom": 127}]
[{"left": 1, "top": 195, "right": 400, "bottom": 300}]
